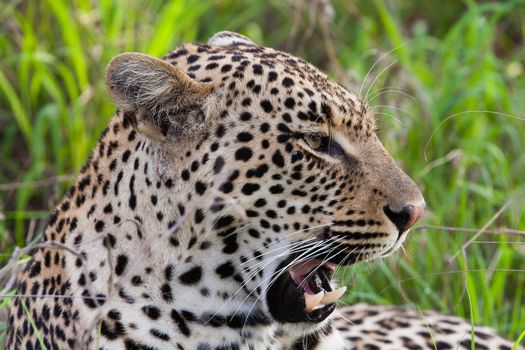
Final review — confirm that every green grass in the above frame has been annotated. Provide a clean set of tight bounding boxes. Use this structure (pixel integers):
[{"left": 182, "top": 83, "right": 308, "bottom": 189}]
[{"left": 0, "top": 0, "right": 524, "bottom": 344}]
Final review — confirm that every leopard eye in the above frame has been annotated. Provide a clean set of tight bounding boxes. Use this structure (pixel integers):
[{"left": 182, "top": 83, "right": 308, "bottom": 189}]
[
  {"left": 300, "top": 133, "right": 345, "bottom": 158},
  {"left": 304, "top": 134, "right": 323, "bottom": 150}
]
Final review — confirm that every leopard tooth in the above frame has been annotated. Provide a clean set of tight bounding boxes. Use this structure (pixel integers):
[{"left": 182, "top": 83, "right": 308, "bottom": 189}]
[
  {"left": 320, "top": 286, "right": 346, "bottom": 305},
  {"left": 304, "top": 291, "right": 324, "bottom": 312}
]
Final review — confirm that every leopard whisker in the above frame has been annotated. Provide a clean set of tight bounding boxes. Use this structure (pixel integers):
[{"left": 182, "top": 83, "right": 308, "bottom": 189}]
[
  {"left": 358, "top": 41, "right": 408, "bottom": 99},
  {"left": 297, "top": 240, "right": 354, "bottom": 288},
  {"left": 238, "top": 238, "right": 347, "bottom": 332},
  {"left": 204, "top": 240, "right": 328, "bottom": 324},
  {"left": 240, "top": 240, "right": 323, "bottom": 284},
  {"left": 240, "top": 223, "right": 333, "bottom": 266},
  {"left": 373, "top": 111, "right": 407, "bottom": 127},
  {"left": 234, "top": 238, "right": 342, "bottom": 313},
  {"left": 364, "top": 58, "right": 399, "bottom": 102},
  {"left": 368, "top": 87, "right": 416, "bottom": 103}
]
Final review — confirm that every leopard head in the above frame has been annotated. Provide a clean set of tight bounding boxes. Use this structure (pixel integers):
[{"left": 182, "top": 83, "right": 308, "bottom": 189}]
[{"left": 104, "top": 31, "right": 424, "bottom": 334}]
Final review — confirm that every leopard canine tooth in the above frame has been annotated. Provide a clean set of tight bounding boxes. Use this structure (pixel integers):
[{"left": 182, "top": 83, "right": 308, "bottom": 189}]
[
  {"left": 320, "top": 286, "right": 346, "bottom": 305},
  {"left": 304, "top": 291, "right": 324, "bottom": 312}
]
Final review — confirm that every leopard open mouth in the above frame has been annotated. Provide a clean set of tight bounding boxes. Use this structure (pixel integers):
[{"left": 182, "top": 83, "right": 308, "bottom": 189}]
[{"left": 266, "top": 258, "right": 346, "bottom": 323}]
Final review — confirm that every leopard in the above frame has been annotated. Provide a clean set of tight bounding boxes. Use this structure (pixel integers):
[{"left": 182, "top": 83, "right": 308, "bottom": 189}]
[{"left": 4, "top": 31, "right": 521, "bottom": 350}]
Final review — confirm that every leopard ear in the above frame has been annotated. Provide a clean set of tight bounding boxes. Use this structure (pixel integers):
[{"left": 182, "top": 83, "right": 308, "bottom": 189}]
[
  {"left": 105, "top": 52, "right": 214, "bottom": 140},
  {"left": 208, "top": 31, "right": 258, "bottom": 47}
]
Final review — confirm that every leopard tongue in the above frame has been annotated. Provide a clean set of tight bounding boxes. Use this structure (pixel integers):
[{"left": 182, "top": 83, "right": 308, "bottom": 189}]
[{"left": 304, "top": 287, "right": 347, "bottom": 312}]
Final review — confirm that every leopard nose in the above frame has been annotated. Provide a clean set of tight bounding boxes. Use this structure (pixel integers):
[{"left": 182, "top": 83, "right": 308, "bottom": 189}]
[{"left": 383, "top": 204, "right": 424, "bottom": 233}]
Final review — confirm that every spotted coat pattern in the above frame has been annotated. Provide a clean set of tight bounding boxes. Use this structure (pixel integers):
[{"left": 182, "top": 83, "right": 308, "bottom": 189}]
[{"left": 4, "top": 32, "right": 521, "bottom": 350}]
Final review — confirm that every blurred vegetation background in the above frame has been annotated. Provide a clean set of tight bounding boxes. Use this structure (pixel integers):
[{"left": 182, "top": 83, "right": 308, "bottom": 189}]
[{"left": 0, "top": 0, "right": 524, "bottom": 342}]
